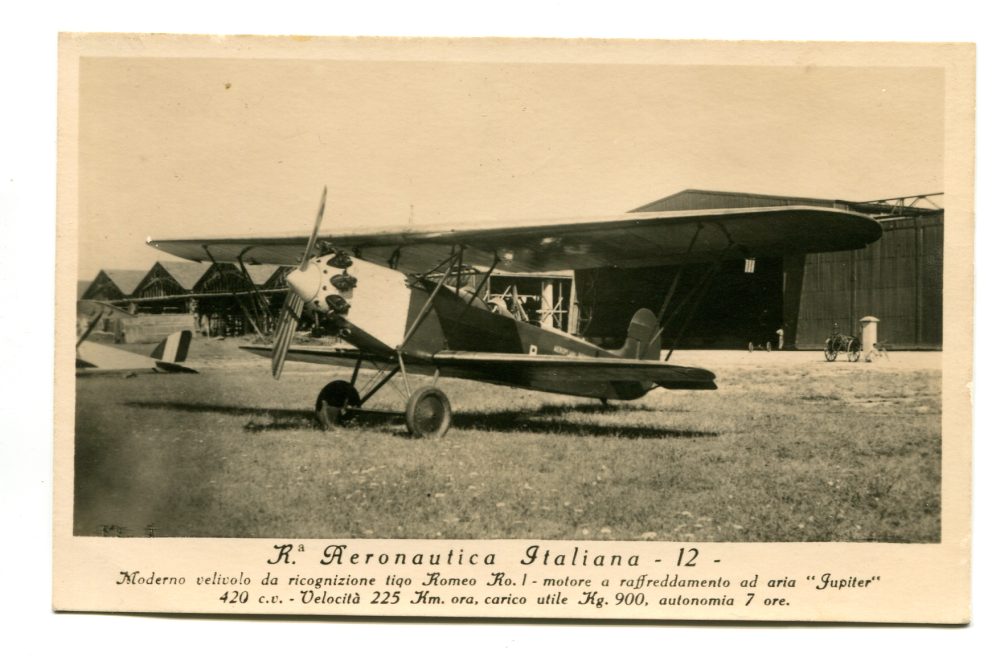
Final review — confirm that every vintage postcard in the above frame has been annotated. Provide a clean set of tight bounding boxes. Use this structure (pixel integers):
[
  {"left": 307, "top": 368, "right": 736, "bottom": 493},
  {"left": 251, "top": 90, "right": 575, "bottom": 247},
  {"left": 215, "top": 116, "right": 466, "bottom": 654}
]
[{"left": 54, "top": 34, "right": 973, "bottom": 622}]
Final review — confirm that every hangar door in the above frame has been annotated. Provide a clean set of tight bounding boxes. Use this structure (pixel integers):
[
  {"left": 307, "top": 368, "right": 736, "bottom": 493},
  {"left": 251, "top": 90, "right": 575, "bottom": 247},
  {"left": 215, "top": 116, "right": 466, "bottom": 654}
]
[{"left": 575, "top": 258, "right": 784, "bottom": 350}]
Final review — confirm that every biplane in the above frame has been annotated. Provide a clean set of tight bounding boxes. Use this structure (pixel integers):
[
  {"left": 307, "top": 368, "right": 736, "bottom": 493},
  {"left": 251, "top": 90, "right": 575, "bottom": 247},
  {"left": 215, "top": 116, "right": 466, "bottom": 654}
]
[
  {"left": 76, "top": 300, "right": 197, "bottom": 376},
  {"left": 148, "top": 188, "right": 881, "bottom": 437}
]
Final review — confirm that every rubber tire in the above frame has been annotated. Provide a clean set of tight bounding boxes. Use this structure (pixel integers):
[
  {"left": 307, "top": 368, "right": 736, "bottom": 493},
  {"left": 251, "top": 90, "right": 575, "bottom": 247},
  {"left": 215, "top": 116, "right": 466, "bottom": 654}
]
[
  {"left": 824, "top": 344, "right": 838, "bottom": 362},
  {"left": 315, "top": 380, "right": 361, "bottom": 430},
  {"left": 405, "top": 386, "right": 452, "bottom": 439},
  {"left": 848, "top": 339, "right": 862, "bottom": 363}
]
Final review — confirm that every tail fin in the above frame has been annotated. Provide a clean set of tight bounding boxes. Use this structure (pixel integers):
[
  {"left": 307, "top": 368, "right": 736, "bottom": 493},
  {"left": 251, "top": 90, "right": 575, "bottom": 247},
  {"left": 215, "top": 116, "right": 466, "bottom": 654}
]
[
  {"left": 612, "top": 308, "right": 661, "bottom": 360},
  {"left": 150, "top": 330, "right": 192, "bottom": 363}
]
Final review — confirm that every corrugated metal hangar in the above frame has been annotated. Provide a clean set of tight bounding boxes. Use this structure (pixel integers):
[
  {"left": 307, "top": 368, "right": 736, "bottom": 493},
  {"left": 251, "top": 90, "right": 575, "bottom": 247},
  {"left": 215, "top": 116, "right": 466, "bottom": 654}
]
[
  {"left": 81, "top": 261, "right": 291, "bottom": 337},
  {"left": 81, "top": 188, "right": 942, "bottom": 350},
  {"left": 577, "top": 189, "right": 943, "bottom": 350}
]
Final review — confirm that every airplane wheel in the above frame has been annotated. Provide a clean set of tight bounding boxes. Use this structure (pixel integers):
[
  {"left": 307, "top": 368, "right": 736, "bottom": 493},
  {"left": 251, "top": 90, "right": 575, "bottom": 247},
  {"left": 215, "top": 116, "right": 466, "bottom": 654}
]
[
  {"left": 315, "top": 380, "right": 361, "bottom": 430},
  {"left": 405, "top": 386, "right": 452, "bottom": 439}
]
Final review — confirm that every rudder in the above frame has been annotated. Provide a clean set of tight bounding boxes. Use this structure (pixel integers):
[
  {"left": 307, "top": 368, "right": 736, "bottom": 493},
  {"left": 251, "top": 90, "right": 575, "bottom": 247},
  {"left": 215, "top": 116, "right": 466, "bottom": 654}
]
[
  {"left": 150, "top": 330, "right": 192, "bottom": 363},
  {"left": 613, "top": 308, "right": 661, "bottom": 360}
]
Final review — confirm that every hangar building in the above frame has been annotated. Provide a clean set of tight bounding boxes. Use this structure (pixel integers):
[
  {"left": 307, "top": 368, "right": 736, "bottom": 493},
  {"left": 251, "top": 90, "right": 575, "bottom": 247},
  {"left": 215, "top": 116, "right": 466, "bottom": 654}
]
[
  {"left": 81, "top": 189, "right": 942, "bottom": 350},
  {"left": 80, "top": 269, "right": 147, "bottom": 303},
  {"left": 576, "top": 189, "right": 943, "bottom": 351},
  {"left": 80, "top": 261, "right": 290, "bottom": 337}
]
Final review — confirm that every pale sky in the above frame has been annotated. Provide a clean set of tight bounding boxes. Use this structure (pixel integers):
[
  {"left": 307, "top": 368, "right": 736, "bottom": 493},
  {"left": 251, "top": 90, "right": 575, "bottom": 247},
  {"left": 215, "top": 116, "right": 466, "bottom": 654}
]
[{"left": 78, "top": 55, "right": 943, "bottom": 277}]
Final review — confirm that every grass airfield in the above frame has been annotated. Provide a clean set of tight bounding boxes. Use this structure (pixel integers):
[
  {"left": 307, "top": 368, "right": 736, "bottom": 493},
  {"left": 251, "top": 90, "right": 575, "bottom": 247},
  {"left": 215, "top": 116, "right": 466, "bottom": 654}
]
[{"left": 74, "top": 336, "right": 941, "bottom": 542}]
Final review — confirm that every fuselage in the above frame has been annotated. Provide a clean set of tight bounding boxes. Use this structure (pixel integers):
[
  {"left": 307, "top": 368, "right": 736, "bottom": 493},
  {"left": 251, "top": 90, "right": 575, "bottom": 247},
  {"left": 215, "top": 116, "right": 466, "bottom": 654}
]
[
  {"left": 287, "top": 253, "right": 655, "bottom": 400},
  {"left": 348, "top": 280, "right": 654, "bottom": 400}
]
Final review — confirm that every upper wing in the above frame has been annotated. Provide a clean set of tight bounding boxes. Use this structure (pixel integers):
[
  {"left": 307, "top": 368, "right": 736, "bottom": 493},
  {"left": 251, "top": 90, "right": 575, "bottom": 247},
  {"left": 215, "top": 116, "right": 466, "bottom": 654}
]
[{"left": 148, "top": 206, "right": 881, "bottom": 274}]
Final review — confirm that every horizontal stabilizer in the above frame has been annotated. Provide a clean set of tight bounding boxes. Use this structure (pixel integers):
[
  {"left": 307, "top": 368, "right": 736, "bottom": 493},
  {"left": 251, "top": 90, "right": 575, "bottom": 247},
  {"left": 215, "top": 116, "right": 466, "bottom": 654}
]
[
  {"left": 77, "top": 330, "right": 198, "bottom": 376},
  {"left": 154, "top": 360, "right": 199, "bottom": 374}
]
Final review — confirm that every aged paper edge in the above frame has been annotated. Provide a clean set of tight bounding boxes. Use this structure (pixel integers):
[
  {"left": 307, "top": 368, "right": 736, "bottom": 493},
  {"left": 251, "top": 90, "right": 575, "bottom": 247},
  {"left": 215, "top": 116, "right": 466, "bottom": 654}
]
[{"left": 53, "top": 34, "right": 974, "bottom": 623}]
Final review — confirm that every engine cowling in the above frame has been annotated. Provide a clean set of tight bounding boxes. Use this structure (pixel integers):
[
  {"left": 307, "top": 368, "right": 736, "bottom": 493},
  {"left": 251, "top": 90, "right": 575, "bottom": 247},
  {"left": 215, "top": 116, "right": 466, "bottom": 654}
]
[{"left": 286, "top": 251, "right": 412, "bottom": 351}]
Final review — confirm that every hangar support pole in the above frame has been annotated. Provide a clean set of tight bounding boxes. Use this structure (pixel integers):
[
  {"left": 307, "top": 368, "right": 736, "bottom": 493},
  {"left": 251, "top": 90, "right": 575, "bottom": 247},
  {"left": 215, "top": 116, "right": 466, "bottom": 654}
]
[
  {"left": 915, "top": 224, "right": 924, "bottom": 344},
  {"left": 781, "top": 254, "right": 806, "bottom": 349},
  {"left": 540, "top": 280, "right": 555, "bottom": 328},
  {"left": 567, "top": 276, "right": 579, "bottom": 335}
]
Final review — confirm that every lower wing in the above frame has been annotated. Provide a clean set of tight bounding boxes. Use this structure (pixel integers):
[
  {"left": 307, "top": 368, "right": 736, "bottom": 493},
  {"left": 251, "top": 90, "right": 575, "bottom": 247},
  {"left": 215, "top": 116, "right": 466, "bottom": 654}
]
[
  {"left": 430, "top": 351, "right": 717, "bottom": 390},
  {"left": 240, "top": 344, "right": 390, "bottom": 370},
  {"left": 247, "top": 344, "right": 716, "bottom": 391}
]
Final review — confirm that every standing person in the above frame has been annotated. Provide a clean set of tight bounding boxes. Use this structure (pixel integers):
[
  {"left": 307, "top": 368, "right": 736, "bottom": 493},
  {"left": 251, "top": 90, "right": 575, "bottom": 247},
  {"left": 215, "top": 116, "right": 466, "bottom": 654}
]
[{"left": 776, "top": 326, "right": 785, "bottom": 350}]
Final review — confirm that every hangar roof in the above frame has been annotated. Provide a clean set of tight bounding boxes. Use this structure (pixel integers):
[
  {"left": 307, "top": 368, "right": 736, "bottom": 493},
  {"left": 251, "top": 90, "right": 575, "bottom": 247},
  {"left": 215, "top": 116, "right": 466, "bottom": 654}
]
[
  {"left": 632, "top": 189, "right": 942, "bottom": 219},
  {"left": 631, "top": 189, "right": 853, "bottom": 213},
  {"left": 81, "top": 269, "right": 148, "bottom": 299},
  {"left": 158, "top": 261, "right": 212, "bottom": 290},
  {"left": 243, "top": 264, "right": 281, "bottom": 286},
  {"left": 101, "top": 269, "right": 147, "bottom": 294}
]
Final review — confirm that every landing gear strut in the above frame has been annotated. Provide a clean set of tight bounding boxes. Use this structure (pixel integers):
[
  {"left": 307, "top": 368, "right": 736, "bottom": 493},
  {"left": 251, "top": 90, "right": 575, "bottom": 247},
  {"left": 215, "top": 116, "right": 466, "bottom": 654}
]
[
  {"left": 314, "top": 360, "right": 453, "bottom": 438},
  {"left": 314, "top": 250, "right": 462, "bottom": 438}
]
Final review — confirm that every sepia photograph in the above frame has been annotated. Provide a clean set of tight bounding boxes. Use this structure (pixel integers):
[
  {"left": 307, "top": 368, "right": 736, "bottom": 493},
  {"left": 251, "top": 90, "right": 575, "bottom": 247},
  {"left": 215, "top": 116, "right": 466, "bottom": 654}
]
[
  {"left": 71, "top": 41, "right": 944, "bottom": 543},
  {"left": 51, "top": 33, "right": 974, "bottom": 623}
]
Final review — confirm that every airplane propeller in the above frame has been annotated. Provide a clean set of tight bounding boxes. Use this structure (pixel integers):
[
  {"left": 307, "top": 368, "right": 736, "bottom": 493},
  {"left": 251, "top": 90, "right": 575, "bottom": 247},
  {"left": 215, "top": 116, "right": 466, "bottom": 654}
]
[{"left": 271, "top": 186, "right": 328, "bottom": 379}]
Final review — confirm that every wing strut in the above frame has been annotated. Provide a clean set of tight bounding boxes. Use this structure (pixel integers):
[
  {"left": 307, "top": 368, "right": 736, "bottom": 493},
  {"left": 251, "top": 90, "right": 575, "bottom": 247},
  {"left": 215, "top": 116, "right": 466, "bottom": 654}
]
[
  {"left": 201, "top": 246, "right": 269, "bottom": 342},
  {"left": 662, "top": 235, "right": 738, "bottom": 362},
  {"left": 236, "top": 245, "right": 280, "bottom": 333},
  {"left": 657, "top": 222, "right": 737, "bottom": 362},
  {"left": 395, "top": 247, "right": 463, "bottom": 397},
  {"left": 468, "top": 253, "right": 500, "bottom": 303},
  {"left": 76, "top": 309, "right": 105, "bottom": 348},
  {"left": 655, "top": 223, "right": 704, "bottom": 327},
  {"left": 399, "top": 248, "right": 463, "bottom": 351}
]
